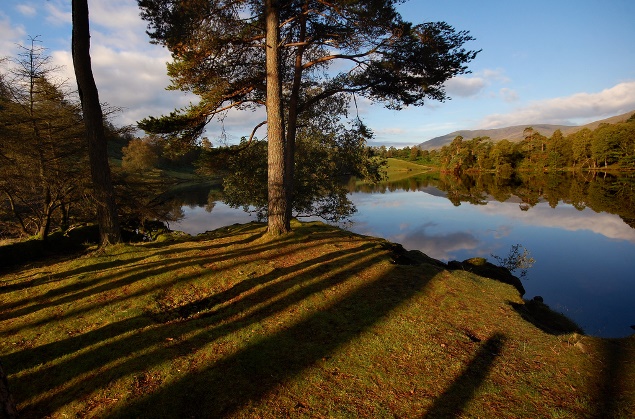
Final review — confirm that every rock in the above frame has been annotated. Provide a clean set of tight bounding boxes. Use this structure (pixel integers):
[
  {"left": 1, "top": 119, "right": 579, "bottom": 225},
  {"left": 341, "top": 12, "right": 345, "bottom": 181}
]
[
  {"left": 464, "top": 257, "right": 487, "bottom": 266},
  {"left": 533, "top": 296, "right": 544, "bottom": 303},
  {"left": 446, "top": 260, "right": 463, "bottom": 270},
  {"left": 448, "top": 258, "right": 526, "bottom": 296},
  {"left": 383, "top": 242, "right": 446, "bottom": 267}
]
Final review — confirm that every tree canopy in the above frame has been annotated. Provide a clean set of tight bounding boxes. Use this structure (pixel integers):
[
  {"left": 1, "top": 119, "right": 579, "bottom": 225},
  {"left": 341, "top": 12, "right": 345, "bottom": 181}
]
[{"left": 137, "top": 0, "right": 480, "bottom": 234}]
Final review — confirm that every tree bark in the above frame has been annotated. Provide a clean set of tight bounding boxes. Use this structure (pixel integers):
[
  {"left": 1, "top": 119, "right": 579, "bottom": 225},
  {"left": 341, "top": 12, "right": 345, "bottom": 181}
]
[
  {"left": 71, "top": 0, "right": 121, "bottom": 246},
  {"left": 284, "top": 0, "right": 308, "bottom": 224},
  {"left": 265, "top": 0, "right": 290, "bottom": 235}
]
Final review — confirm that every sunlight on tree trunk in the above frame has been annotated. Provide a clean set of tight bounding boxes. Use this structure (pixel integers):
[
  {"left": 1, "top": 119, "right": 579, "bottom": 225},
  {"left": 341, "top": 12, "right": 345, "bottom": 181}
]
[
  {"left": 71, "top": 0, "right": 121, "bottom": 246},
  {"left": 265, "top": 0, "right": 290, "bottom": 236}
]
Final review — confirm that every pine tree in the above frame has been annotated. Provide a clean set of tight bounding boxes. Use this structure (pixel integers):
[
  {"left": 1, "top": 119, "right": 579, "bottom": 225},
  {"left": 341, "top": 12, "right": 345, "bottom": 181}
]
[{"left": 137, "top": 0, "right": 479, "bottom": 234}]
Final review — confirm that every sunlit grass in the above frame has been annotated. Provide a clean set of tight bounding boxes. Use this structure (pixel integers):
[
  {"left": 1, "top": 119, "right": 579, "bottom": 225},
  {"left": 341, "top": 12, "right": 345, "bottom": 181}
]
[
  {"left": 1, "top": 220, "right": 633, "bottom": 417},
  {"left": 385, "top": 158, "right": 433, "bottom": 181}
]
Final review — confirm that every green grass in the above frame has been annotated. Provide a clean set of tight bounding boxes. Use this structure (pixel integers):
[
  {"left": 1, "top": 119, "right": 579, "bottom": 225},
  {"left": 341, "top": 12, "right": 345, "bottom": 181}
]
[
  {"left": 385, "top": 158, "right": 433, "bottom": 181},
  {"left": 1, "top": 220, "right": 634, "bottom": 418}
]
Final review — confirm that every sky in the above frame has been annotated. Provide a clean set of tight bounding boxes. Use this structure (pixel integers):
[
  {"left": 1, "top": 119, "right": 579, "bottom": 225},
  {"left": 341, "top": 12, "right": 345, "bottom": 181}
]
[{"left": 1, "top": 0, "right": 634, "bottom": 147}]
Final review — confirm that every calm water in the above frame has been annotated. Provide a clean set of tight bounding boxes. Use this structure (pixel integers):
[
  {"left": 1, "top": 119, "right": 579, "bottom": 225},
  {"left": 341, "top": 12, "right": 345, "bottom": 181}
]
[{"left": 171, "top": 175, "right": 635, "bottom": 338}]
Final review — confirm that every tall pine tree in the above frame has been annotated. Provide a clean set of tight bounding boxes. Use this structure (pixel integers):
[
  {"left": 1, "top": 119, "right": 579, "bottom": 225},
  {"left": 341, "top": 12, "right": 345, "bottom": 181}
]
[{"left": 137, "top": 0, "right": 479, "bottom": 235}]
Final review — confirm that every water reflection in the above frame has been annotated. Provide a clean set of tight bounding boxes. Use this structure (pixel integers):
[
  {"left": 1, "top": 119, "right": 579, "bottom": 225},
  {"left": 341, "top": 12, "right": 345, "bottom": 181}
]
[
  {"left": 171, "top": 203, "right": 255, "bottom": 234},
  {"left": 171, "top": 172, "right": 635, "bottom": 338}
]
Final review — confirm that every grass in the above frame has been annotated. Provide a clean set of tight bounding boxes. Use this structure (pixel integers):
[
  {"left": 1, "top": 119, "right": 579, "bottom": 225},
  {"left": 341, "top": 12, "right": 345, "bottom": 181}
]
[
  {"left": 384, "top": 158, "right": 433, "bottom": 181},
  {"left": 1, "top": 220, "right": 634, "bottom": 418}
]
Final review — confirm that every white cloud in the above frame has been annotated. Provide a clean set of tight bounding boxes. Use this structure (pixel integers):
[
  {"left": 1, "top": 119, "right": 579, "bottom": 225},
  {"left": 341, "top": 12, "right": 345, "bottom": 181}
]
[
  {"left": 500, "top": 87, "right": 518, "bottom": 103},
  {"left": 481, "top": 68, "right": 510, "bottom": 83},
  {"left": 479, "top": 81, "right": 635, "bottom": 128},
  {"left": 444, "top": 75, "right": 486, "bottom": 97},
  {"left": 44, "top": 1, "right": 71, "bottom": 26},
  {"left": 392, "top": 223, "right": 482, "bottom": 260},
  {"left": 15, "top": 4, "right": 37, "bottom": 17},
  {"left": 0, "top": 13, "right": 26, "bottom": 57},
  {"left": 50, "top": 46, "right": 194, "bottom": 127},
  {"left": 479, "top": 201, "right": 635, "bottom": 243},
  {"left": 444, "top": 68, "right": 511, "bottom": 98},
  {"left": 89, "top": 1, "right": 144, "bottom": 31},
  {"left": 376, "top": 127, "right": 407, "bottom": 135}
]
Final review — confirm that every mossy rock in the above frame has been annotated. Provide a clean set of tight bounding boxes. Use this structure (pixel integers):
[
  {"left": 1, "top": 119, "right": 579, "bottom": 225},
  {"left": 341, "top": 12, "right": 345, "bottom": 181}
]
[
  {"left": 448, "top": 258, "right": 526, "bottom": 296},
  {"left": 154, "top": 231, "right": 190, "bottom": 243},
  {"left": 381, "top": 242, "right": 446, "bottom": 268}
]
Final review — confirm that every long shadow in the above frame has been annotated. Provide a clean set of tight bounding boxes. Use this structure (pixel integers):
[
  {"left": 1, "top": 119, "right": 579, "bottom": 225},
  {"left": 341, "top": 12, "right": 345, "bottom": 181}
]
[
  {"left": 2, "top": 232, "right": 340, "bottom": 341},
  {"left": 110, "top": 258, "right": 437, "bottom": 417},
  {"left": 0, "top": 223, "right": 265, "bottom": 295},
  {"left": 1, "top": 231, "right": 307, "bottom": 322},
  {"left": 8, "top": 240, "right": 397, "bottom": 416},
  {"left": 141, "top": 222, "right": 267, "bottom": 249},
  {"left": 164, "top": 242, "right": 377, "bottom": 321},
  {"left": 593, "top": 338, "right": 634, "bottom": 418},
  {"left": 508, "top": 300, "right": 583, "bottom": 335},
  {"left": 4, "top": 242, "right": 375, "bottom": 373},
  {"left": 422, "top": 333, "right": 506, "bottom": 419},
  {"left": 0, "top": 256, "right": 145, "bottom": 293}
]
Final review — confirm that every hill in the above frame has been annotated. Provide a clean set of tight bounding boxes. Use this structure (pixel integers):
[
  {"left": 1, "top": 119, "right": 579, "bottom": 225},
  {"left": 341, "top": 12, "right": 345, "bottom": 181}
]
[
  {"left": 1, "top": 221, "right": 634, "bottom": 417},
  {"left": 419, "top": 110, "right": 635, "bottom": 150}
]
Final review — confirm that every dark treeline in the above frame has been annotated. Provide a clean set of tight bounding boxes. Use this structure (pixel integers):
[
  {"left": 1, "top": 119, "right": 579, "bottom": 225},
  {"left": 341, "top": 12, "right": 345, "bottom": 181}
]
[
  {"left": 0, "top": 41, "right": 204, "bottom": 241},
  {"left": 352, "top": 171, "right": 635, "bottom": 229},
  {"left": 377, "top": 114, "right": 635, "bottom": 173}
]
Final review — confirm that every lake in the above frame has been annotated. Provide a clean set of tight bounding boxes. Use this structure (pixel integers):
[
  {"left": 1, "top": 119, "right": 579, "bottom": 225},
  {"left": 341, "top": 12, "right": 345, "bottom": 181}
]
[{"left": 171, "top": 172, "right": 635, "bottom": 338}]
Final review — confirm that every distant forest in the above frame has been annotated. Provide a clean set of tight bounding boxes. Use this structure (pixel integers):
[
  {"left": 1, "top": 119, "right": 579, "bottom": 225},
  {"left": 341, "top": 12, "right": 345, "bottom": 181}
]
[{"left": 377, "top": 114, "right": 635, "bottom": 173}]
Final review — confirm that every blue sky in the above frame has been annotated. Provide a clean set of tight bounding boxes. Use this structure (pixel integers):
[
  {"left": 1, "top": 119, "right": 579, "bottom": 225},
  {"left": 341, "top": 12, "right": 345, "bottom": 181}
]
[{"left": 2, "top": 0, "right": 634, "bottom": 146}]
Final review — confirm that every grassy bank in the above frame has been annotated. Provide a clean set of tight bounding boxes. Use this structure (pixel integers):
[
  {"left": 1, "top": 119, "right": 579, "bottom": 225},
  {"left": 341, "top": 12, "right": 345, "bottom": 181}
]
[
  {"left": 384, "top": 158, "right": 433, "bottom": 181},
  {"left": 1, "top": 221, "right": 633, "bottom": 418}
]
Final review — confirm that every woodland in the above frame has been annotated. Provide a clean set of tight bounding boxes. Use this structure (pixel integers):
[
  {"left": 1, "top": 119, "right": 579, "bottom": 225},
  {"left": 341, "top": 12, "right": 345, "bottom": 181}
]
[{"left": 381, "top": 114, "right": 635, "bottom": 173}]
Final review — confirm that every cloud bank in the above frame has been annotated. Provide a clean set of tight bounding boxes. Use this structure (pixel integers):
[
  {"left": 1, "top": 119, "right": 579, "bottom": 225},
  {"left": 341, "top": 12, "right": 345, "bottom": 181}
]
[{"left": 479, "top": 81, "right": 635, "bottom": 128}]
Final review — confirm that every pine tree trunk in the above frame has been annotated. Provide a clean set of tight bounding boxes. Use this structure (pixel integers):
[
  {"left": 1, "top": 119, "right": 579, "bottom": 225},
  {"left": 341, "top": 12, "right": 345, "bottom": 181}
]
[
  {"left": 71, "top": 0, "right": 121, "bottom": 246},
  {"left": 284, "top": 1, "right": 308, "bottom": 224},
  {"left": 265, "top": 0, "right": 290, "bottom": 236}
]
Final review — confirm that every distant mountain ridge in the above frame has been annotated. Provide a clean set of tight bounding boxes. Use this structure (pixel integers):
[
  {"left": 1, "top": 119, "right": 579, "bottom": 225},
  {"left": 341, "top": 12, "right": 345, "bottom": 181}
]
[{"left": 418, "top": 110, "right": 635, "bottom": 150}]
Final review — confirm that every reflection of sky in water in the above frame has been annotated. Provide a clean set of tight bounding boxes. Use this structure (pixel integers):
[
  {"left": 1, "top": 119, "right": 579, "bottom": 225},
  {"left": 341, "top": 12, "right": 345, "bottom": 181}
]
[
  {"left": 171, "top": 189, "right": 634, "bottom": 338},
  {"left": 346, "top": 190, "right": 635, "bottom": 338},
  {"left": 171, "top": 202, "right": 256, "bottom": 234}
]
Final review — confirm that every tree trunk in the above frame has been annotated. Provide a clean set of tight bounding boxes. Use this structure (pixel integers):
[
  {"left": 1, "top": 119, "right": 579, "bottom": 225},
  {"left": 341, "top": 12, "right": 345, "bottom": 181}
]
[
  {"left": 4, "top": 191, "right": 28, "bottom": 236},
  {"left": 71, "top": 0, "right": 121, "bottom": 246},
  {"left": 60, "top": 201, "right": 70, "bottom": 231},
  {"left": 284, "top": 0, "right": 308, "bottom": 224},
  {"left": 37, "top": 192, "right": 54, "bottom": 241},
  {"left": 265, "top": 0, "right": 290, "bottom": 235}
]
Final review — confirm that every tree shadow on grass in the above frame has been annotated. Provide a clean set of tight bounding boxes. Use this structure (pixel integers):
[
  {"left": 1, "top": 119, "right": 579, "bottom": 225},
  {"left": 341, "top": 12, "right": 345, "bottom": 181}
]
[
  {"left": 508, "top": 299, "right": 583, "bottom": 335},
  {"left": 110, "top": 257, "right": 438, "bottom": 417},
  {"left": 3, "top": 225, "right": 440, "bottom": 417},
  {"left": 0, "top": 227, "right": 300, "bottom": 323},
  {"left": 2, "top": 234, "right": 336, "bottom": 368},
  {"left": 422, "top": 333, "right": 506, "bottom": 419},
  {"left": 593, "top": 337, "right": 635, "bottom": 418},
  {"left": 3, "top": 241, "right": 374, "bottom": 373}
]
